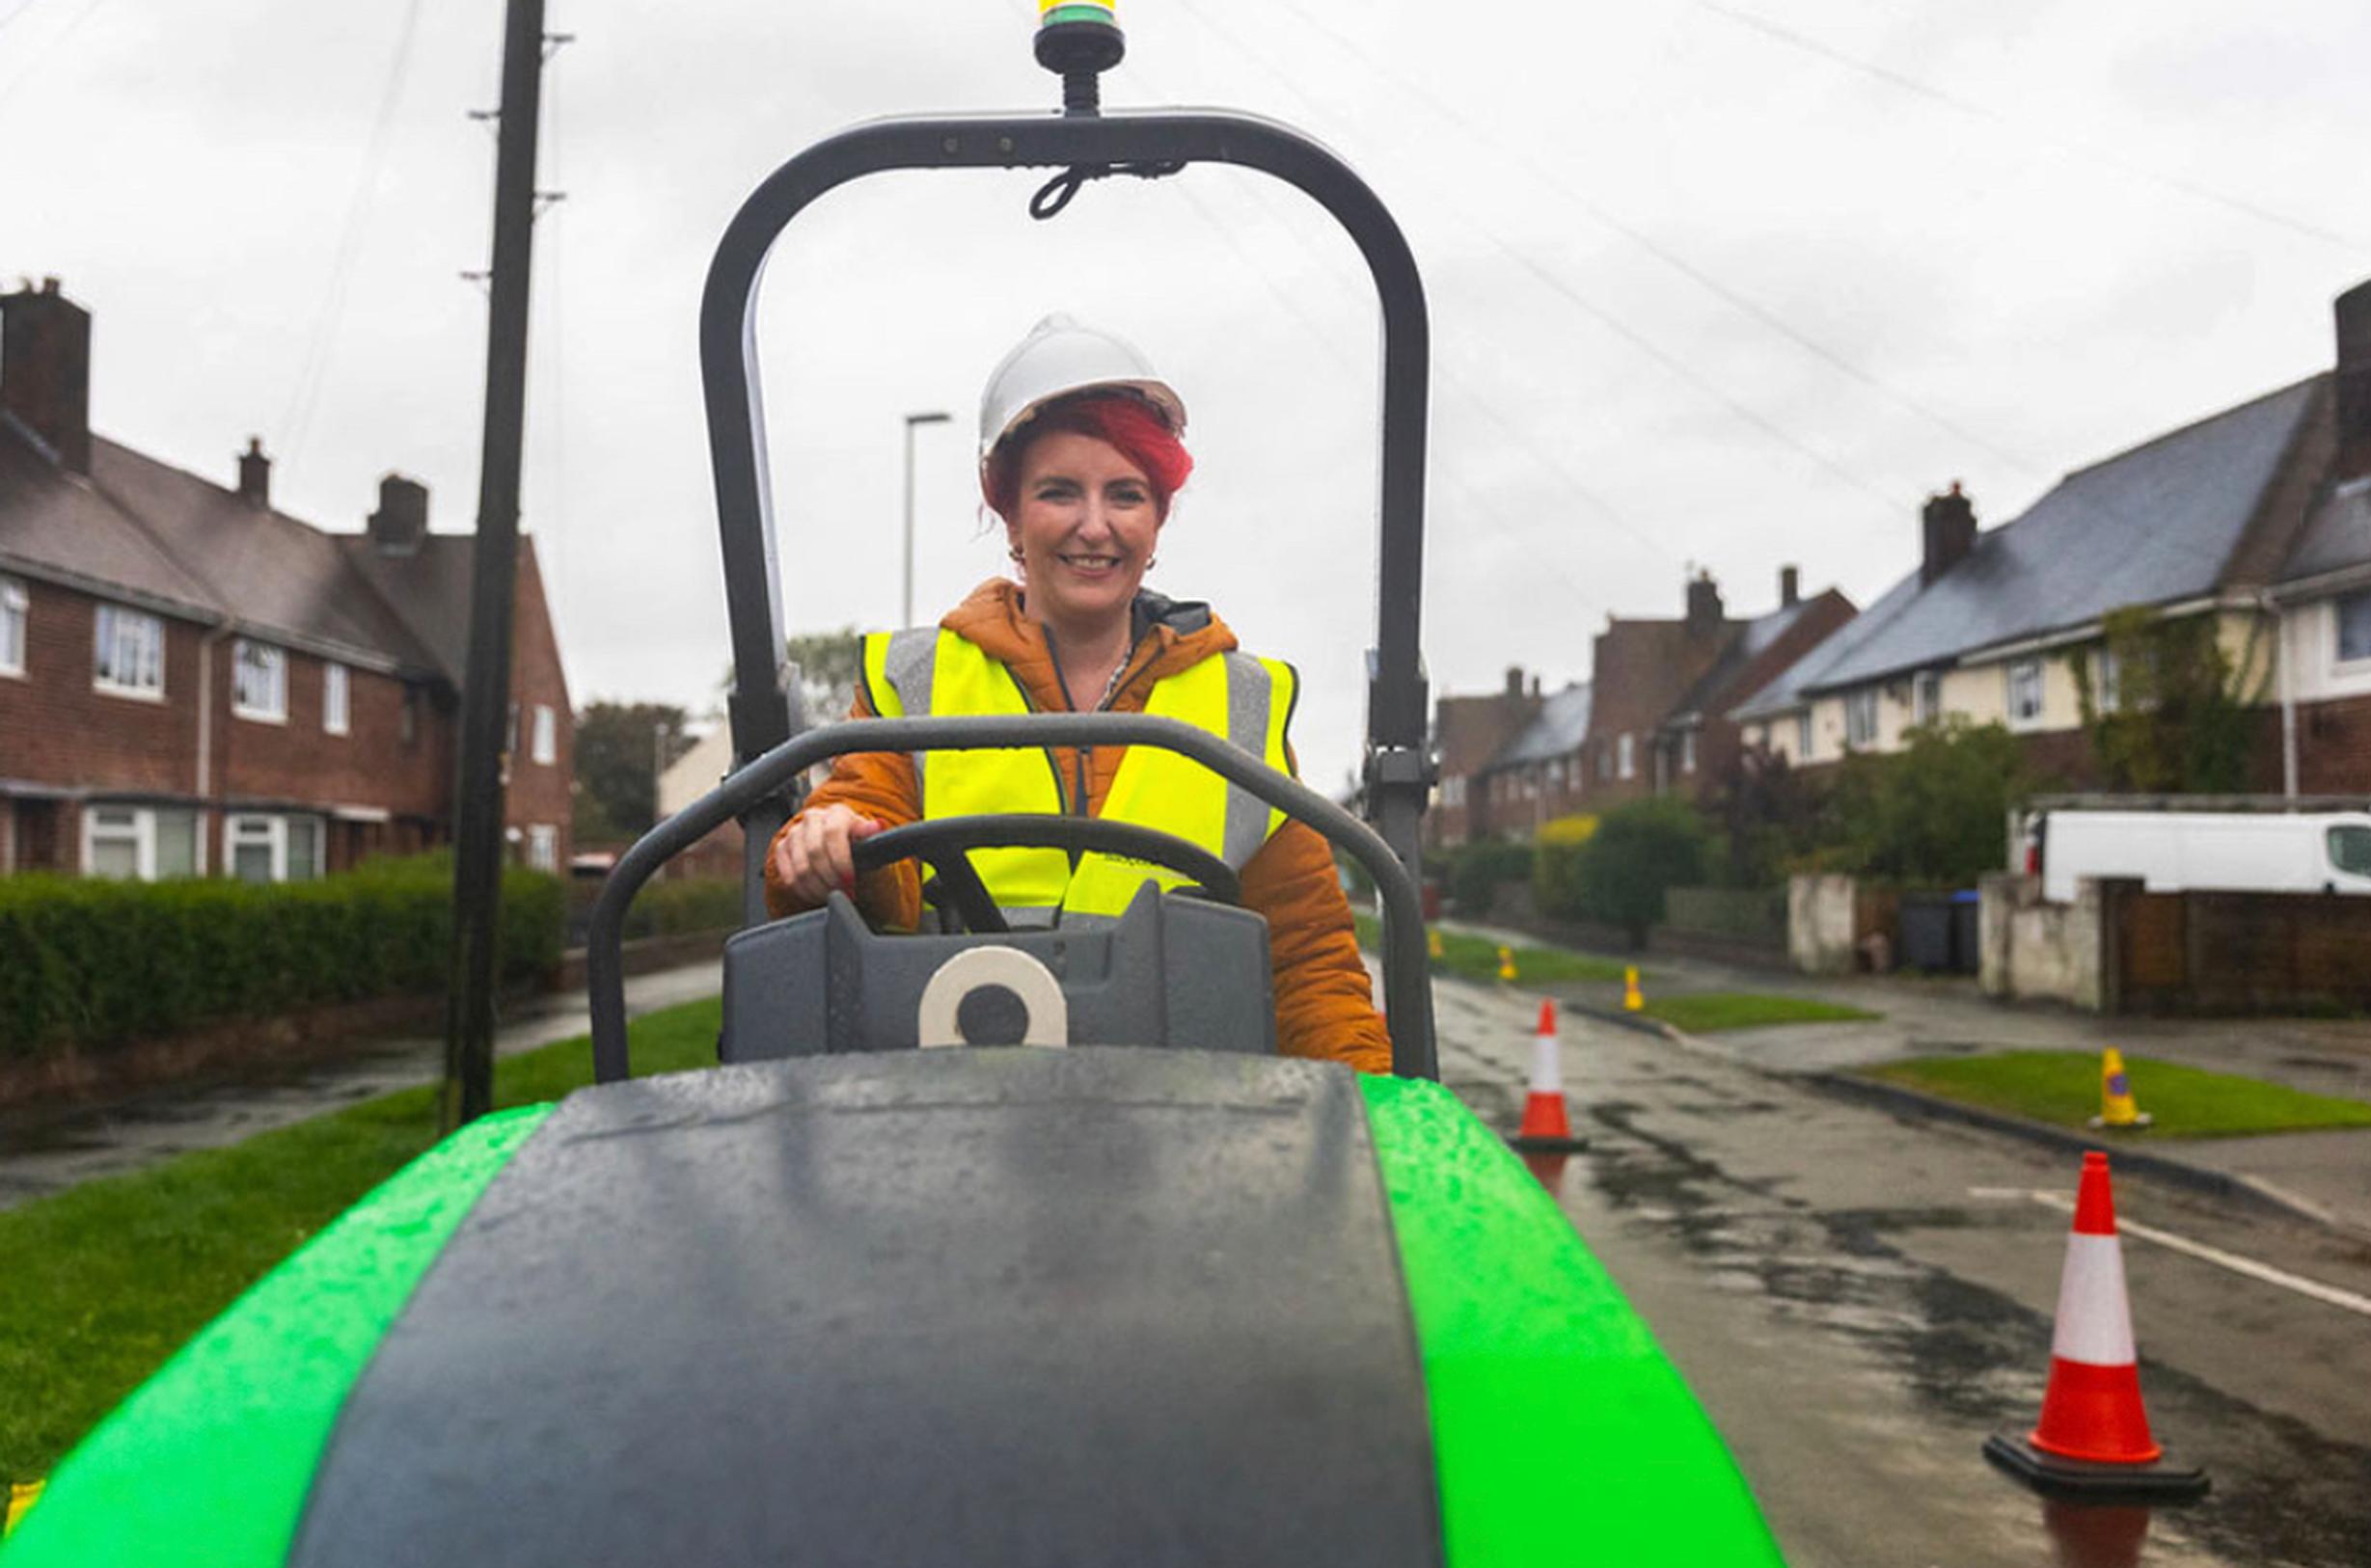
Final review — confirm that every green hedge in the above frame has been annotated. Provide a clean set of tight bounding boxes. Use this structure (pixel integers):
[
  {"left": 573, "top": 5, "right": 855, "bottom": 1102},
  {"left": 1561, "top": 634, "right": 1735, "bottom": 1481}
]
[
  {"left": 1443, "top": 839, "right": 1534, "bottom": 919},
  {"left": 627, "top": 877, "right": 744, "bottom": 939},
  {"left": 0, "top": 853, "right": 563, "bottom": 1061},
  {"left": 1534, "top": 798, "right": 1710, "bottom": 943}
]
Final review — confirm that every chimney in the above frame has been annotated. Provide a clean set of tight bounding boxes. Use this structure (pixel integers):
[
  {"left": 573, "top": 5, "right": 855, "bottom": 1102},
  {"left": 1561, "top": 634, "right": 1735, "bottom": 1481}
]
[
  {"left": 1780, "top": 564, "right": 1800, "bottom": 608},
  {"left": 368, "top": 473, "right": 429, "bottom": 556},
  {"left": 1529, "top": 674, "right": 1541, "bottom": 698},
  {"left": 1921, "top": 482, "right": 1976, "bottom": 587},
  {"left": 236, "top": 436, "right": 271, "bottom": 506},
  {"left": 0, "top": 277, "right": 92, "bottom": 473},
  {"left": 2336, "top": 279, "right": 2371, "bottom": 481},
  {"left": 1504, "top": 664, "right": 1524, "bottom": 698},
  {"left": 1685, "top": 569, "right": 1724, "bottom": 636}
]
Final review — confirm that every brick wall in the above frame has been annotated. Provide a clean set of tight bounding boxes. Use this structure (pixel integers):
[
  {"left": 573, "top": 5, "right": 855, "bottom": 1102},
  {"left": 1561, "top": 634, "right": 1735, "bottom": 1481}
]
[
  {"left": 0, "top": 541, "right": 588, "bottom": 879},
  {"left": 2297, "top": 689, "right": 2371, "bottom": 793},
  {"left": 503, "top": 539, "right": 573, "bottom": 871},
  {"left": 1, "top": 579, "right": 203, "bottom": 794}
]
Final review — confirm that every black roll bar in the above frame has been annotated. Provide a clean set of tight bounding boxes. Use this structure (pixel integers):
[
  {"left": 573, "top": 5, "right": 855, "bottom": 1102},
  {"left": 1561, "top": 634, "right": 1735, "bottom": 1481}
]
[
  {"left": 699, "top": 108, "right": 1434, "bottom": 892},
  {"left": 588, "top": 715, "right": 1438, "bottom": 1083}
]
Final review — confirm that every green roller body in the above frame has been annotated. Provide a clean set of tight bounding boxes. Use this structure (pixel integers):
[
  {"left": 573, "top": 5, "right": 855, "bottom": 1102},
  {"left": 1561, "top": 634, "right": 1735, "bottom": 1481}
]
[{"left": 4, "top": 1057, "right": 1779, "bottom": 1567}]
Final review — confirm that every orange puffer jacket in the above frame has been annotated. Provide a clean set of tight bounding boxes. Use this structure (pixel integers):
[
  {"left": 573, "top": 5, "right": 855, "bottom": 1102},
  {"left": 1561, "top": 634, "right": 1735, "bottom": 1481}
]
[{"left": 764, "top": 578, "right": 1392, "bottom": 1073}]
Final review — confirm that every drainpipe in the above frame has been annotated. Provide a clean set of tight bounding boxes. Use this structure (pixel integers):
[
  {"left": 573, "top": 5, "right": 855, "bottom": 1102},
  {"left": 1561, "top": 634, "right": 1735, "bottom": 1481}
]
[{"left": 196, "top": 620, "right": 236, "bottom": 873}]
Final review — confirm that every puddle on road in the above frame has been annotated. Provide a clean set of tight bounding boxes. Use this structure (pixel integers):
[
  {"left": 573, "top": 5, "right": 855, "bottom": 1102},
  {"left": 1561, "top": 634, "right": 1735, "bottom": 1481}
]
[{"left": 1576, "top": 1097, "right": 2371, "bottom": 1568}]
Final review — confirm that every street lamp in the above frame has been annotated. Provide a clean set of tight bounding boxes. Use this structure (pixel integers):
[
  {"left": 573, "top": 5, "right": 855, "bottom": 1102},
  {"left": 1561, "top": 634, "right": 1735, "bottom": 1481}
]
[{"left": 902, "top": 410, "right": 954, "bottom": 627}]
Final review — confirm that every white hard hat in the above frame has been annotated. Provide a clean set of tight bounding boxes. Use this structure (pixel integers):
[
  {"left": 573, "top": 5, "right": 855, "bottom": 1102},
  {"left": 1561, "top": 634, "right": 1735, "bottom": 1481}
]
[{"left": 976, "top": 312, "right": 1186, "bottom": 466}]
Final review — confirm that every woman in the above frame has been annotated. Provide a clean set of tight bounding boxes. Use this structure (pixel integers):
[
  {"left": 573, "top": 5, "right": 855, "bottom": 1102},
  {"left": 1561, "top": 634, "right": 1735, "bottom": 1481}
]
[{"left": 766, "top": 314, "right": 1390, "bottom": 1073}]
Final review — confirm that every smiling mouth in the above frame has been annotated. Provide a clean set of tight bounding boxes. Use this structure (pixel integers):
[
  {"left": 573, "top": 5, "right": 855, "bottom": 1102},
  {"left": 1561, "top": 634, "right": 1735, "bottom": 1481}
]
[{"left": 1056, "top": 553, "right": 1125, "bottom": 571}]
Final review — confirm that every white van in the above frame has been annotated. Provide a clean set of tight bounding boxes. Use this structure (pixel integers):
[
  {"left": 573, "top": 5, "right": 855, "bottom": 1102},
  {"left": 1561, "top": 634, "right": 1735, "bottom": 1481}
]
[{"left": 2026, "top": 810, "right": 2371, "bottom": 903}]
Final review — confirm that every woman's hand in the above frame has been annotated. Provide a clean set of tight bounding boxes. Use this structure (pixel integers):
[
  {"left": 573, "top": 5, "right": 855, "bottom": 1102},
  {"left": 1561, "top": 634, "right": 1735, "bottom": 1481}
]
[{"left": 772, "top": 803, "right": 886, "bottom": 907}]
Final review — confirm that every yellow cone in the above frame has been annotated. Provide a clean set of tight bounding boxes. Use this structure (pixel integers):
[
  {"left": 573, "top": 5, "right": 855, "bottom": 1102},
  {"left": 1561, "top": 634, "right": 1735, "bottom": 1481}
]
[
  {"left": 1622, "top": 965, "right": 1644, "bottom": 1012},
  {"left": 1427, "top": 928, "right": 1445, "bottom": 962},
  {"left": 1496, "top": 945, "right": 1518, "bottom": 983},
  {"left": 6, "top": 1479, "right": 43, "bottom": 1537},
  {"left": 2088, "top": 1046, "right": 2153, "bottom": 1129}
]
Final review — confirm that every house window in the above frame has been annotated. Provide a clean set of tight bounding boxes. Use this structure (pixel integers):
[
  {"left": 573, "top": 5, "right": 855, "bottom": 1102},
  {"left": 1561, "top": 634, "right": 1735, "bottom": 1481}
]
[
  {"left": 1914, "top": 671, "right": 1941, "bottom": 725},
  {"left": 528, "top": 825, "right": 559, "bottom": 872},
  {"left": 1846, "top": 689, "right": 1878, "bottom": 748},
  {"left": 1546, "top": 758, "right": 1564, "bottom": 790},
  {"left": 226, "top": 813, "right": 324, "bottom": 883},
  {"left": 2337, "top": 589, "right": 2371, "bottom": 664},
  {"left": 94, "top": 604, "right": 164, "bottom": 697},
  {"left": 232, "top": 638, "right": 286, "bottom": 721},
  {"left": 2093, "top": 647, "right": 2121, "bottom": 714},
  {"left": 324, "top": 662, "right": 350, "bottom": 735},
  {"left": 1796, "top": 711, "right": 1813, "bottom": 759},
  {"left": 1680, "top": 730, "right": 1697, "bottom": 774},
  {"left": 82, "top": 804, "right": 199, "bottom": 880},
  {"left": 2006, "top": 658, "right": 2045, "bottom": 727},
  {"left": 531, "top": 703, "right": 557, "bottom": 765},
  {"left": 1617, "top": 733, "right": 1635, "bottom": 780},
  {"left": 0, "top": 575, "right": 24, "bottom": 676}
]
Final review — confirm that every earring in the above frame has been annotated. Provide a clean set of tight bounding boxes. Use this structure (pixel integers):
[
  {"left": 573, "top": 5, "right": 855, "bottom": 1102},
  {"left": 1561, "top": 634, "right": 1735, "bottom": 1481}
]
[
  {"left": 1145, "top": 555, "right": 1158, "bottom": 571},
  {"left": 1008, "top": 547, "right": 1023, "bottom": 561}
]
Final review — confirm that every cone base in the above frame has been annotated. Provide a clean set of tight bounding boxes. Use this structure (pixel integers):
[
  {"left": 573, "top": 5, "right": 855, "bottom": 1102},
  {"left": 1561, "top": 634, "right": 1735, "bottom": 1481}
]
[
  {"left": 1981, "top": 1432, "right": 2207, "bottom": 1505},
  {"left": 1508, "top": 1132, "right": 1589, "bottom": 1153},
  {"left": 2086, "top": 1113, "right": 2154, "bottom": 1129}
]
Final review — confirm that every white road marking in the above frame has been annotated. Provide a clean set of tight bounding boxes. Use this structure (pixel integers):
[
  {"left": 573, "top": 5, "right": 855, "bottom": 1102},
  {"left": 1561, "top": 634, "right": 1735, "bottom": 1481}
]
[{"left": 1972, "top": 1186, "right": 2371, "bottom": 1318}]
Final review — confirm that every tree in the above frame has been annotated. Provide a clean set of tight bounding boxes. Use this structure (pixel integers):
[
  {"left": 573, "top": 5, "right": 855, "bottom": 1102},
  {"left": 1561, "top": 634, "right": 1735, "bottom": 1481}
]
[
  {"left": 1562, "top": 797, "right": 1709, "bottom": 946},
  {"left": 2071, "top": 606, "right": 2258, "bottom": 794},
  {"left": 1709, "top": 743, "right": 1827, "bottom": 886},
  {"left": 785, "top": 628, "right": 864, "bottom": 722},
  {"left": 573, "top": 701, "right": 692, "bottom": 843},
  {"left": 1836, "top": 716, "right": 2026, "bottom": 885}
]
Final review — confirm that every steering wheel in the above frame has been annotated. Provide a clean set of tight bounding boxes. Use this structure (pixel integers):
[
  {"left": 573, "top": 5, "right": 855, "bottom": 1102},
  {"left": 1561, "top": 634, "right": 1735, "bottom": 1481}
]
[{"left": 851, "top": 814, "right": 1243, "bottom": 934}]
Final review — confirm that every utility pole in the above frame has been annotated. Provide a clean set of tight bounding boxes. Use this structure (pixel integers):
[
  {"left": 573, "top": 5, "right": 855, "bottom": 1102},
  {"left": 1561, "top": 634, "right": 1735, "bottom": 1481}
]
[{"left": 443, "top": 0, "right": 553, "bottom": 1130}]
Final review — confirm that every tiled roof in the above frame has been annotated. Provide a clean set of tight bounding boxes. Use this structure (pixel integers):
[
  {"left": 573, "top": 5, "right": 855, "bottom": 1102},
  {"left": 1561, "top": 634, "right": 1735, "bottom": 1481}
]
[
  {"left": 1667, "top": 600, "right": 1812, "bottom": 721},
  {"left": 0, "top": 419, "right": 218, "bottom": 617},
  {"left": 88, "top": 440, "right": 443, "bottom": 672},
  {"left": 2280, "top": 475, "right": 2371, "bottom": 589},
  {"left": 0, "top": 419, "right": 457, "bottom": 680},
  {"left": 1486, "top": 683, "right": 1592, "bottom": 770},
  {"left": 1743, "top": 376, "right": 2320, "bottom": 708},
  {"left": 336, "top": 533, "right": 477, "bottom": 680}
]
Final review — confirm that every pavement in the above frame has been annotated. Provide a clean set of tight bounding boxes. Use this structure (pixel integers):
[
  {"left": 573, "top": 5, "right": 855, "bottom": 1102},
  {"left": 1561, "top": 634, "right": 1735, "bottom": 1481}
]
[
  {"left": 0, "top": 958, "right": 724, "bottom": 1211},
  {"left": 1447, "top": 919, "right": 2371, "bottom": 1241}
]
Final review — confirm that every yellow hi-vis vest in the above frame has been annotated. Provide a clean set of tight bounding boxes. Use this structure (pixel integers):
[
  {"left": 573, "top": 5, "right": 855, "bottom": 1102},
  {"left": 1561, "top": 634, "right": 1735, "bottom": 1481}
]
[{"left": 861, "top": 627, "right": 1297, "bottom": 923}]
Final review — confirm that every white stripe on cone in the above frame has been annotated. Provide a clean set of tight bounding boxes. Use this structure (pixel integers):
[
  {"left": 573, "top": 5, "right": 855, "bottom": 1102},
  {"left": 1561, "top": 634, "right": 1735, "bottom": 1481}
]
[
  {"left": 2050, "top": 1233, "right": 2139, "bottom": 1366},
  {"left": 1528, "top": 1019, "right": 1562, "bottom": 1095}
]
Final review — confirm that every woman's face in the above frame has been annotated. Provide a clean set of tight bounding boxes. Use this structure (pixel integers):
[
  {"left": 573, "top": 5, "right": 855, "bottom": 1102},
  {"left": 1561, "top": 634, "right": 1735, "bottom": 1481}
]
[{"left": 1004, "top": 429, "right": 1163, "bottom": 635}]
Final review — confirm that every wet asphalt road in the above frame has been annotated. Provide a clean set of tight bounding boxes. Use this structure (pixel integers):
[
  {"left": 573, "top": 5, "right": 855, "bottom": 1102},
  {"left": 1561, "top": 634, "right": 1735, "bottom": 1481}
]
[{"left": 1428, "top": 975, "right": 2371, "bottom": 1568}]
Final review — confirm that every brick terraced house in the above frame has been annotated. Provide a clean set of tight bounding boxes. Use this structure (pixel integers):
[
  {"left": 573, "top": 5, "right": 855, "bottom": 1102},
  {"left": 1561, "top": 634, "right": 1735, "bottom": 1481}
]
[{"left": 0, "top": 278, "right": 571, "bottom": 880}]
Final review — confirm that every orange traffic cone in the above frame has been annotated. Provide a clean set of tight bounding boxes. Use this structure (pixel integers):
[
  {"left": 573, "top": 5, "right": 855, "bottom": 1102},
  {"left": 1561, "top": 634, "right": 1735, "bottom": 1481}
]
[
  {"left": 1510, "top": 999, "right": 1587, "bottom": 1153},
  {"left": 1982, "top": 1152, "right": 2207, "bottom": 1503}
]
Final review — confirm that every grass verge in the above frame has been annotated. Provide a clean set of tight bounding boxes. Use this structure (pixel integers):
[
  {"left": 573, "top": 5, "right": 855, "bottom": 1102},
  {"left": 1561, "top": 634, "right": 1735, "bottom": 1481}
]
[
  {"left": 1641, "top": 992, "right": 1881, "bottom": 1034},
  {"left": 1350, "top": 913, "right": 1633, "bottom": 984},
  {"left": 0, "top": 996, "right": 722, "bottom": 1482},
  {"left": 1860, "top": 1049, "right": 2371, "bottom": 1139}
]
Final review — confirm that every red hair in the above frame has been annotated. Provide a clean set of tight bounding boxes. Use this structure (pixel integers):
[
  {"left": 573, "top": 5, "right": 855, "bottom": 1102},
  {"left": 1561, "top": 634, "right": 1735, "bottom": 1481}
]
[{"left": 983, "top": 392, "right": 1193, "bottom": 522}]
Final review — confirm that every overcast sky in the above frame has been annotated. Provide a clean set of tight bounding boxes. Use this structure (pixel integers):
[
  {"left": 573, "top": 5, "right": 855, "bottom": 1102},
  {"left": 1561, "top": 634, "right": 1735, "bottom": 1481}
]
[{"left": 7, "top": 0, "right": 2370, "bottom": 791}]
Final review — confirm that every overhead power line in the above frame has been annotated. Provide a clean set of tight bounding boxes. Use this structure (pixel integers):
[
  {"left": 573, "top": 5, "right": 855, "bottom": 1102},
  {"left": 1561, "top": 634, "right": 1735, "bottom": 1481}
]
[
  {"left": 1241, "top": 0, "right": 2038, "bottom": 493},
  {"left": 1694, "top": 0, "right": 2371, "bottom": 257},
  {"left": 1125, "top": 41, "right": 1682, "bottom": 583},
  {"left": 279, "top": 0, "right": 428, "bottom": 467}
]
